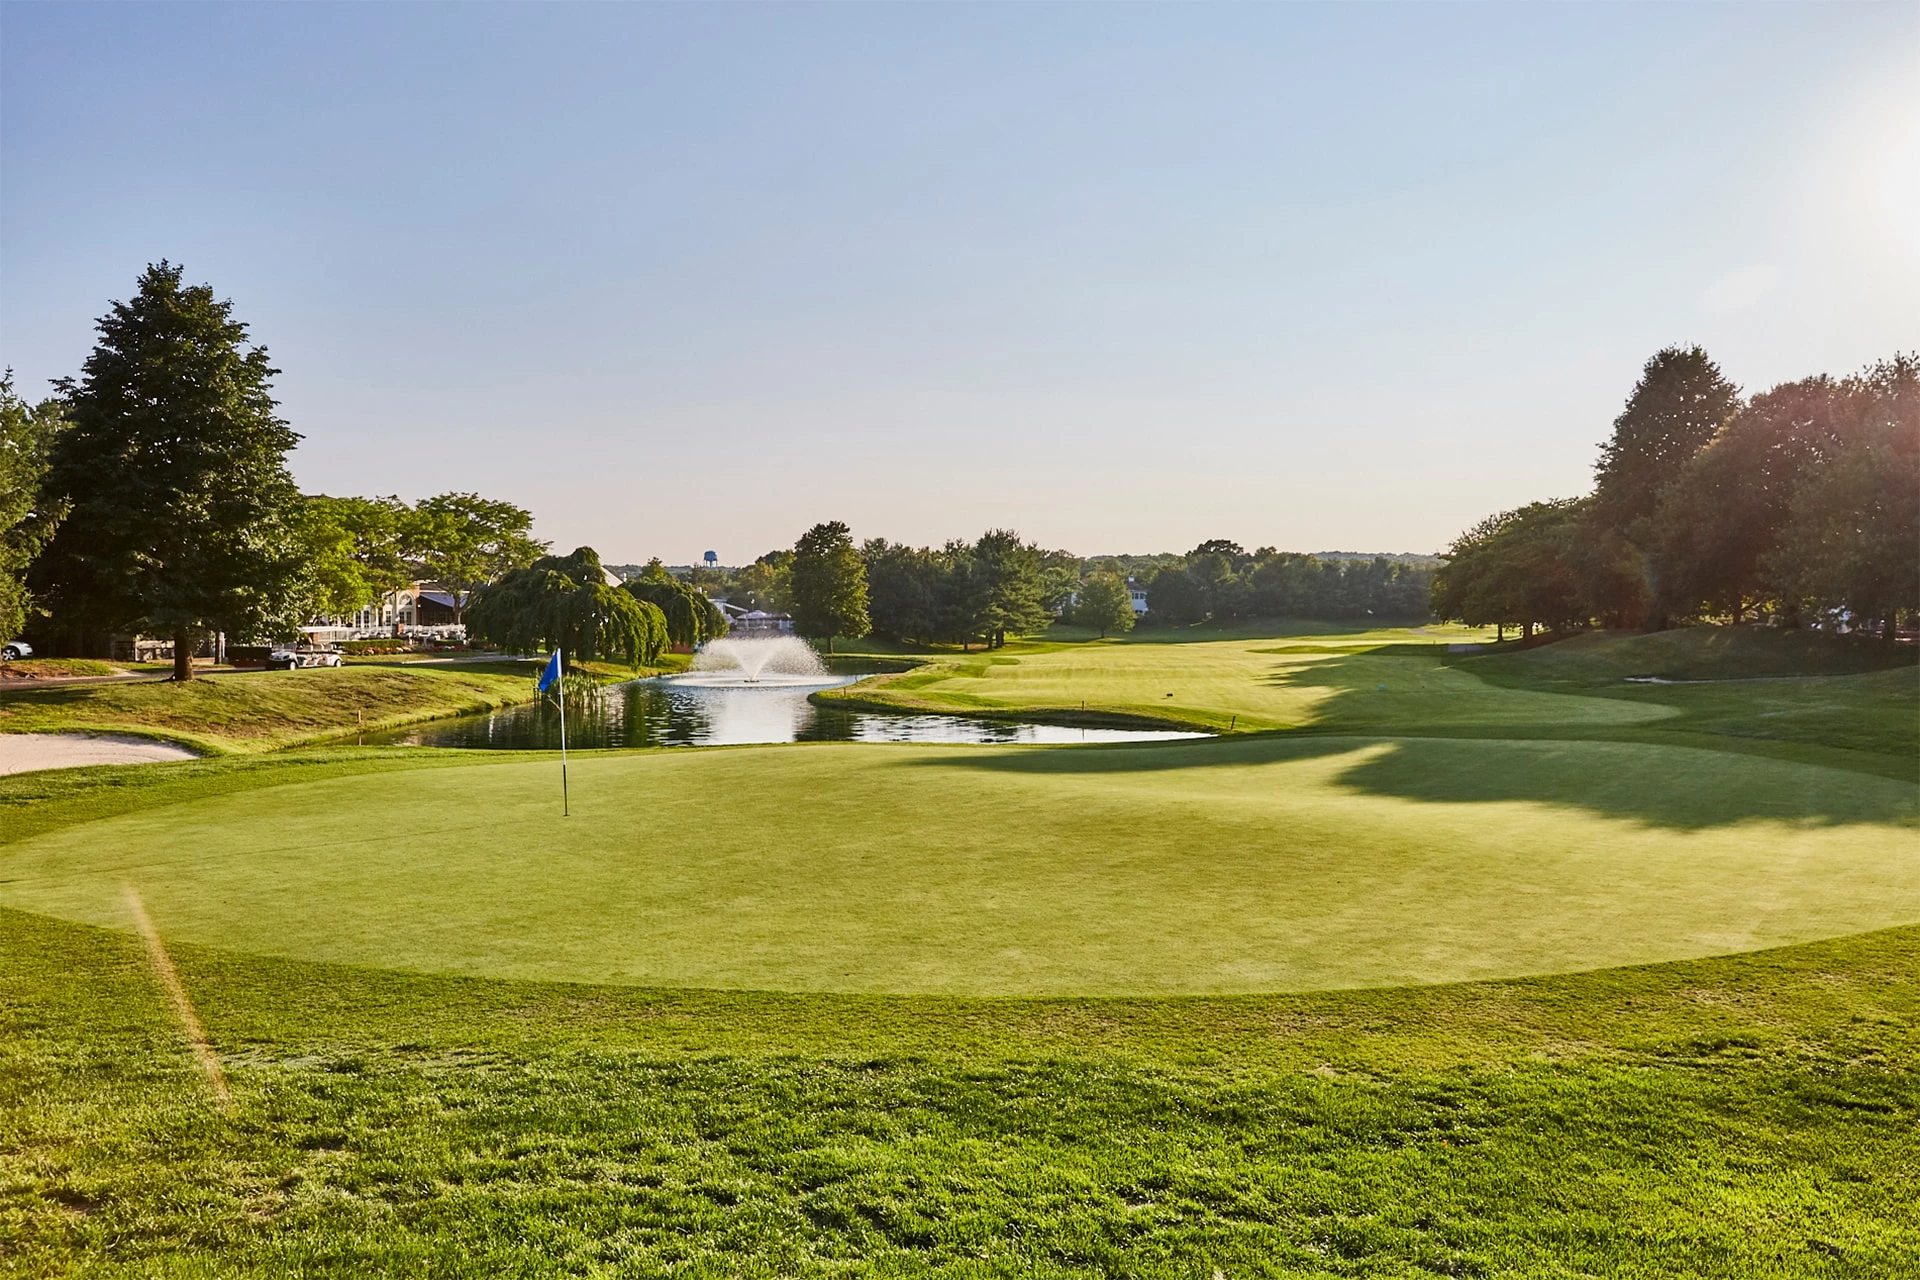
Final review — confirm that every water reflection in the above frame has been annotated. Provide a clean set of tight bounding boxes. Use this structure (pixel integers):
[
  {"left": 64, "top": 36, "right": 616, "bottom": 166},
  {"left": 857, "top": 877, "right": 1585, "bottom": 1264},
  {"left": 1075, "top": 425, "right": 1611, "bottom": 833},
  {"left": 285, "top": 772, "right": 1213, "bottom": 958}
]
[{"left": 361, "top": 676, "right": 1206, "bottom": 749}]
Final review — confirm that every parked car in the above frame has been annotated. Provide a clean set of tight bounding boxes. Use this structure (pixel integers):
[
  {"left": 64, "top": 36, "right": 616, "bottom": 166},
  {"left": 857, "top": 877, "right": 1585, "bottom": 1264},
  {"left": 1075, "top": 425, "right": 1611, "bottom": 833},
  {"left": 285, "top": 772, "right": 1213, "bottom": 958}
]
[
  {"left": 1, "top": 639, "right": 31, "bottom": 661},
  {"left": 266, "top": 644, "right": 344, "bottom": 670}
]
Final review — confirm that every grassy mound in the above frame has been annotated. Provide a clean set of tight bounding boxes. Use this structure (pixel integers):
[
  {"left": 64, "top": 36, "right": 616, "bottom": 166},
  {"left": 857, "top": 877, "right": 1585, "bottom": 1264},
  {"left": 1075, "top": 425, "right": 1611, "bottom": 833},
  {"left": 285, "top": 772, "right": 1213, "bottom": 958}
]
[
  {"left": 0, "top": 657, "right": 163, "bottom": 680},
  {"left": 1463, "top": 625, "right": 1917, "bottom": 685},
  {"left": 0, "top": 664, "right": 547, "bottom": 753},
  {"left": 5, "top": 740, "right": 1913, "bottom": 995}
]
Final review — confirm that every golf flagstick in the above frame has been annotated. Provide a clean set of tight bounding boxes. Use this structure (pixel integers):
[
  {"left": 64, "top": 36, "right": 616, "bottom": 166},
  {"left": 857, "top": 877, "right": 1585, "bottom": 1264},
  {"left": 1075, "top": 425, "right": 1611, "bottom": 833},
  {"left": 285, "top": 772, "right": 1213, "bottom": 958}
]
[
  {"left": 538, "top": 648, "right": 569, "bottom": 817},
  {"left": 558, "top": 648, "right": 569, "bottom": 817}
]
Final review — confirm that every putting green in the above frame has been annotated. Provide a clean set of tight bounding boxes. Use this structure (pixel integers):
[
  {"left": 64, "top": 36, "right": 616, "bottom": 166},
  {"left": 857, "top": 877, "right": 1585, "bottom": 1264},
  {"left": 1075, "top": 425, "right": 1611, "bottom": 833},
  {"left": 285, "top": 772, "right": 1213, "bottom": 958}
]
[{"left": 3, "top": 737, "right": 1915, "bottom": 995}]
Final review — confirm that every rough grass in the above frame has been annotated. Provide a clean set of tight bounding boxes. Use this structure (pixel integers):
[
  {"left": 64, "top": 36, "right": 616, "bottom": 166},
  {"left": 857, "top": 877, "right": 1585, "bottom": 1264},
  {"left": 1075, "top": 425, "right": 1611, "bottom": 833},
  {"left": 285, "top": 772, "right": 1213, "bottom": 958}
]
[
  {"left": 0, "top": 665, "right": 552, "bottom": 754},
  {"left": 0, "top": 657, "right": 134, "bottom": 680},
  {"left": 1461, "top": 626, "right": 1917, "bottom": 684},
  {"left": 3, "top": 905, "right": 1917, "bottom": 1276}
]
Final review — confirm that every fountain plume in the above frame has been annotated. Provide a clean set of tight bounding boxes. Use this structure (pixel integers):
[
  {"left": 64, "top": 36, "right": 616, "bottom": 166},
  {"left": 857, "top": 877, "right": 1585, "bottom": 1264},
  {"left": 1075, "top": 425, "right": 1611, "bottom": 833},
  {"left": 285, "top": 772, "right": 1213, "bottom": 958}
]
[{"left": 680, "top": 636, "right": 831, "bottom": 686}]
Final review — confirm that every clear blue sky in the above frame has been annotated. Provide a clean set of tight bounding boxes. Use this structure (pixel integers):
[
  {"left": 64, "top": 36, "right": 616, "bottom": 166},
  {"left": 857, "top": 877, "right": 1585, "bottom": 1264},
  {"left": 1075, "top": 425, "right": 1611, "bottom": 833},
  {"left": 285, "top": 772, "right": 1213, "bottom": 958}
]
[{"left": 3, "top": 2, "right": 1914, "bottom": 563}]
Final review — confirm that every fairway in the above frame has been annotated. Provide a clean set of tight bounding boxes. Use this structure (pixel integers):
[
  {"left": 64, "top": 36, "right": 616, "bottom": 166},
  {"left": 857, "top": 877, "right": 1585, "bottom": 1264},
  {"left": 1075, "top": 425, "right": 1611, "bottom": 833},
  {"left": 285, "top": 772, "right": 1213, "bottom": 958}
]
[
  {"left": 6, "top": 736, "right": 1915, "bottom": 995},
  {"left": 825, "top": 628, "right": 1682, "bottom": 733}
]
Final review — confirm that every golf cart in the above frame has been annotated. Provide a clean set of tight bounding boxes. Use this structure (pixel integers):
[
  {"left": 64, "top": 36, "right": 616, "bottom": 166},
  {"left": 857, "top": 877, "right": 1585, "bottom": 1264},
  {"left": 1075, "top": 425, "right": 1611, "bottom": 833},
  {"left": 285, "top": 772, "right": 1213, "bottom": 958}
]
[{"left": 266, "top": 643, "right": 345, "bottom": 670}]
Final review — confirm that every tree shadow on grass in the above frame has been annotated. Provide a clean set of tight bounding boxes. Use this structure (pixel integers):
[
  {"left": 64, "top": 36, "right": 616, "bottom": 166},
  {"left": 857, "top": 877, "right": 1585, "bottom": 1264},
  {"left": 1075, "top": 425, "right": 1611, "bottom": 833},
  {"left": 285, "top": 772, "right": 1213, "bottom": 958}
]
[
  {"left": 904, "top": 642, "right": 1917, "bottom": 834},
  {"left": 910, "top": 732, "right": 1917, "bottom": 830}
]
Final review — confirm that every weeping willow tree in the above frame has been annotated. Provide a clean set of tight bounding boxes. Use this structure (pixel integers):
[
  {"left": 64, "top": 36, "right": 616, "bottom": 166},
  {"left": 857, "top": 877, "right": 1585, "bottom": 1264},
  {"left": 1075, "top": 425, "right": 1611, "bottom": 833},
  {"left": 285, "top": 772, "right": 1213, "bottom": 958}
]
[
  {"left": 623, "top": 559, "right": 727, "bottom": 648},
  {"left": 465, "top": 547, "right": 667, "bottom": 669}
]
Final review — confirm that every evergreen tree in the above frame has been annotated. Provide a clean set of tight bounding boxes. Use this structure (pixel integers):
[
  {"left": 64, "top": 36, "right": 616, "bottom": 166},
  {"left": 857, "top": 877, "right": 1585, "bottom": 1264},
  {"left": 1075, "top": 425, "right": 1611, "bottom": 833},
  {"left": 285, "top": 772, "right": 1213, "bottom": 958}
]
[
  {"left": 1585, "top": 345, "right": 1740, "bottom": 626},
  {"left": 970, "top": 528, "right": 1051, "bottom": 646},
  {"left": 30, "top": 263, "right": 308, "bottom": 678},
  {"left": 789, "top": 521, "right": 869, "bottom": 653}
]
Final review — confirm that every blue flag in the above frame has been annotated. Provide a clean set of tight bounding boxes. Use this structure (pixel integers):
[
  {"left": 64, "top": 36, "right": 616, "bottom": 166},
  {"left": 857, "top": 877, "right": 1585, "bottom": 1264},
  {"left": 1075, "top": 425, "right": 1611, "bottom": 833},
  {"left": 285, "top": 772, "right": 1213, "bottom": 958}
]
[{"left": 537, "top": 649, "right": 562, "bottom": 694}]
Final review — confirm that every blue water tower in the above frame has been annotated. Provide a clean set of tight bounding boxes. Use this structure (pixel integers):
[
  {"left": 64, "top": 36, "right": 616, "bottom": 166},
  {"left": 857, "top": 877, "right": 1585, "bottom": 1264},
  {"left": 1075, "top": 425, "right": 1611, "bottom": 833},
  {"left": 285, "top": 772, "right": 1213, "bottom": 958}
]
[{"left": 703, "top": 550, "right": 718, "bottom": 568}]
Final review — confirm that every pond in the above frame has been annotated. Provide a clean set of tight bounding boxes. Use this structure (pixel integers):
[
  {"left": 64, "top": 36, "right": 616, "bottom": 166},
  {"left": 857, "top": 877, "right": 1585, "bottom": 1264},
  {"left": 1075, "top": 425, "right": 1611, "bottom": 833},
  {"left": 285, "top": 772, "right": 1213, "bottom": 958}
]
[{"left": 359, "top": 674, "right": 1206, "bottom": 750}]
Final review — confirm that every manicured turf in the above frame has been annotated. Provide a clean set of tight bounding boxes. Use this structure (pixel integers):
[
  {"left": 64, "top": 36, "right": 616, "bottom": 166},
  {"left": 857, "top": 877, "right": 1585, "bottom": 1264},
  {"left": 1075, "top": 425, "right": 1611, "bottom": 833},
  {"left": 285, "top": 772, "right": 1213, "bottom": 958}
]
[
  {"left": 3, "top": 735, "right": 1915, "bottom": 995},
  {"left": 827, "top": 623, "right": 1920, "bottom": 759},
  {"left": 821, "top": 625, "right": 1662, "bottom": 734}
]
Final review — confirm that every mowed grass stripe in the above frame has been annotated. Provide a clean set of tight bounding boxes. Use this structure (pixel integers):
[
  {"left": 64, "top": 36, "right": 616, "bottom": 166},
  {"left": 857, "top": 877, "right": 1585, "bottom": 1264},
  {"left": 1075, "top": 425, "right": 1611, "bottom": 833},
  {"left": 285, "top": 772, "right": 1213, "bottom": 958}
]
[{"left": 3, "top": 736, "right": 1914, "bottom": 996}]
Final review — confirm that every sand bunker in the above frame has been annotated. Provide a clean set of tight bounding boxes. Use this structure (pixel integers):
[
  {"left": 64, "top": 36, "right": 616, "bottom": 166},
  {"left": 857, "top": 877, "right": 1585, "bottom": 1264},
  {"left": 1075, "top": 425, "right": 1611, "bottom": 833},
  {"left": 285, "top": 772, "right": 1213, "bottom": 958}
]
[{"left": 0, "top": 733, "right": 199, "bottom": 775}]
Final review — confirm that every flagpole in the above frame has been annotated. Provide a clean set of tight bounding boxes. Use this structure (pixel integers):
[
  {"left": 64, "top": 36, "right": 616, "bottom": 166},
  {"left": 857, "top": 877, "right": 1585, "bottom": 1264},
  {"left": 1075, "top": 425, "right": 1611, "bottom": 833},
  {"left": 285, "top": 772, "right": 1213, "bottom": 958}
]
[{"left": 558, "top": 648, "right": 570, "bottom": 817}]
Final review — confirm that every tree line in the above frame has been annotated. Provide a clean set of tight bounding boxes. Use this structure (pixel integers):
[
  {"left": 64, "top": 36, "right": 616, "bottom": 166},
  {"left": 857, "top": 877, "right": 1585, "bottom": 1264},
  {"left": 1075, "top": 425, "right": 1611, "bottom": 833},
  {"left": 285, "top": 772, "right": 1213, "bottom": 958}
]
[
  {"left": 1432, "top": 347, "right": 1918, "bottom": 640},
  {"left": 695, "top": 526, "right": 1435, "bottom": 651},
  {"left": 1132, "top": 542, "right": 1434, "bottom": 626}
]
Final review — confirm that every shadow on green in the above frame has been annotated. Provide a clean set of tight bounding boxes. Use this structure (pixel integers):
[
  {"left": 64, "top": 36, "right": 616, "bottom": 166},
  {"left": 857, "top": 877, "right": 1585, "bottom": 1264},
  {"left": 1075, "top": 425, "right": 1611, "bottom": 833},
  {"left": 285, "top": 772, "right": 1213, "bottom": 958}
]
[{"left": 913, "top": 732, "right": 1914, "bottom": 829}]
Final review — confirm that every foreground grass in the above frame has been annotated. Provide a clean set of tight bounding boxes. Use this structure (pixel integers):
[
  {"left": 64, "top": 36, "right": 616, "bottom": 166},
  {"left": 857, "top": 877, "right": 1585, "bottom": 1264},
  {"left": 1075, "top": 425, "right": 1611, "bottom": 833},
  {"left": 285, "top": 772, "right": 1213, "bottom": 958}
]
[{"left": 3, "top": 903, "right": 1917, "bottom": 1276}]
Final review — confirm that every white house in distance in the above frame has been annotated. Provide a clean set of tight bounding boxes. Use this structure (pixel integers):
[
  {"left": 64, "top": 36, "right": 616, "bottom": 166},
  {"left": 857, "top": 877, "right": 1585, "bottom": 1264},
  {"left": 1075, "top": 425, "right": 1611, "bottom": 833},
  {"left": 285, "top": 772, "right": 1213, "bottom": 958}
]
[
  {"left": 303, "top": 582, "right": 466, "bottom": 644},
  {"left": 303, "top": 563, "right": 625, "bottom": 645},
  {"left": 1129, "top": 581, "right": 1149, "bottom": 616}
]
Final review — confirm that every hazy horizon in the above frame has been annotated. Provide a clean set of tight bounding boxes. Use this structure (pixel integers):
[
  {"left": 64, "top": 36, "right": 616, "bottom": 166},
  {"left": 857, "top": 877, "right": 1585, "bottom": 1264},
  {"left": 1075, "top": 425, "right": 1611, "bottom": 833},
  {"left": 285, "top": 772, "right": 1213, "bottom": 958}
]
[{"left": 4, "top": 2, "right": 1915, "bottom": 564}]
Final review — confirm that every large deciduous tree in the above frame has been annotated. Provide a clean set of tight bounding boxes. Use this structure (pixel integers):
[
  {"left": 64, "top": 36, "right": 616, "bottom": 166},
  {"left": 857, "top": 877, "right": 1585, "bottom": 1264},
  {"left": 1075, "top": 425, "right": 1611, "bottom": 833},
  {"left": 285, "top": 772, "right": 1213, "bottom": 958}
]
[
  {"left": 0, "top": 372, "right": 66, "bottom": 646},
  {"left": 317, "top": 494, "right": 417, "bottom": 620},
  {"left": 733, "top": 552, "right": 792, "bottom": 614},
  {"left": 789, "top": 521, "right": 869, "bottom": 653},
  {"left": 1767, "top": 357, "right": 1919, "bottom": 638},
  {"left": 1072, "top": 571, "right": 1136, "bottom": 639},
  {"left": 410, "top": 492, "right": 546, "bottom": 624},
  {"left": 1645, "top": 376, "right": 1849, "bottom": 623},
  {"left": 30, "top": 262, "right": 308, "bottom": 678},
  {"left": 1431, "top": 500, "right": 1587, "bottom": 637},
  {"left": 465, "top": 546, "right": 667, "bottom": 667},
  {"left": 294, "top": 497, "right": 374, "bottom": 621},
  {"left": 861, "top": 539, "right": 943, "bottom": 645}
]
